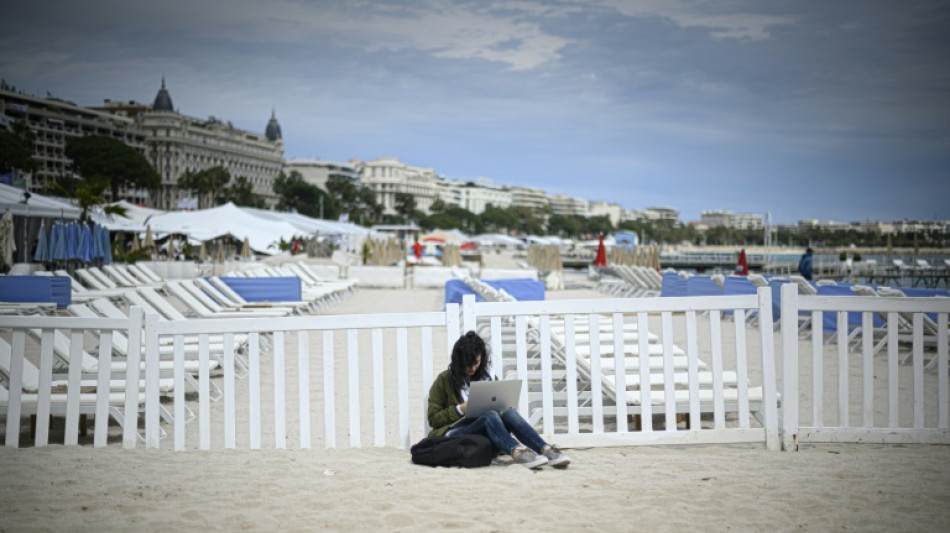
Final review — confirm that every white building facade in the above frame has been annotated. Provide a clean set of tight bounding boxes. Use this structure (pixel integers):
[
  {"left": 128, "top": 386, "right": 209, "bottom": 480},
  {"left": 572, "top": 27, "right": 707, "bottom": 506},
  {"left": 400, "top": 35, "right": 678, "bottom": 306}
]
[
  {"left": 285, "top": 158, "right": 360, "bottom": 191},
  {"left": 354, "top": 157, "right": 444, "bottom": 215},
  {"left": 702, "top": 210, "right": 764, "bottom": 230}
]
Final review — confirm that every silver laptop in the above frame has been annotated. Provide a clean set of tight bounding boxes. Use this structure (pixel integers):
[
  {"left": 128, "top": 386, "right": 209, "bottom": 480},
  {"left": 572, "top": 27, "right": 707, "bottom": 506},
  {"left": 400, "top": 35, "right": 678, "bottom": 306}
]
[{"left": 462, "top": 379, "right": 523, "bottom": 419}]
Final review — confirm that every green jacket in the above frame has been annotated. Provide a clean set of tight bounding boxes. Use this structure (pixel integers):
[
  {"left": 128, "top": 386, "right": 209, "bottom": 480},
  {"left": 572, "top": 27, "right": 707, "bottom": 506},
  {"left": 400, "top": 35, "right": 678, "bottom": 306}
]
[{"left": 427, "top": 369, "right": 463, "bottom": 437}]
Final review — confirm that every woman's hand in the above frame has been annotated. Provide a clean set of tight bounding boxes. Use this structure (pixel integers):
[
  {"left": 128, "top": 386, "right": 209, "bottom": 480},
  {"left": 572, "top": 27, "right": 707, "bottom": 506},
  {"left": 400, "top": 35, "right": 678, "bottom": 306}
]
[{"left": 459, "top": 402, "right": 467, "bottom": 414}]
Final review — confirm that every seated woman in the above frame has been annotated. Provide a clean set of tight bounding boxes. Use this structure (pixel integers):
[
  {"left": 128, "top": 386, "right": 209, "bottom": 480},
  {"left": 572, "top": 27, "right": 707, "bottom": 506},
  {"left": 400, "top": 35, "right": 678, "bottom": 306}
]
[{"left": 427, "top": 331, "right": 571, "bottom": 469}]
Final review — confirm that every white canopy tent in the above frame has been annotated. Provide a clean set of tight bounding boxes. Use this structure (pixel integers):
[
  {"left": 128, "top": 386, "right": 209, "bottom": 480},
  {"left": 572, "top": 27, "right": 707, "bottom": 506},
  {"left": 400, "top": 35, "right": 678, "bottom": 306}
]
[
  {"left": 144, "top": 202, "right": 301, "bottom": 255},
  {"left": 106, "top": 200, "right": 165, "bottom": 225},
  {"left": 469, "top": 233, "right": 524, "bottom": 247},
  {"left": 0, "top": 183, "right": 80, "bottom": 219},
  {"left": 244, "top": 207, "right": 374, "bottom": 238}
]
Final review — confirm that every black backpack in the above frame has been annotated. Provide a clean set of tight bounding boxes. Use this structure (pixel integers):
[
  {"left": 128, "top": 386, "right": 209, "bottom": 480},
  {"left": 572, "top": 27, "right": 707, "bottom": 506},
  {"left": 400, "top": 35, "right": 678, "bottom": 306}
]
[{"left": 410, "top": 435, "right": 493, "bottom": 468}]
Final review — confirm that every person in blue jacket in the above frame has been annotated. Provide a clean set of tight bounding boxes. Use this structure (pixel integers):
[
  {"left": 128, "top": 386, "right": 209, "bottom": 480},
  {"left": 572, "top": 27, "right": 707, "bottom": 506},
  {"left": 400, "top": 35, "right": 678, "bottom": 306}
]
[{"left": 798, "top": 248, "right": 814, "bottom": 280}]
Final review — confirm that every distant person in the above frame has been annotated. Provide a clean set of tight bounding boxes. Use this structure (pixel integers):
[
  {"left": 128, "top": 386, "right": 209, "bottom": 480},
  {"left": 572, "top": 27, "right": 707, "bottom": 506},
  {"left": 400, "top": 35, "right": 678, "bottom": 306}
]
[
  {"left": 798, "top": 248, "right": 814, "bottom": 280},
  {"left": 427, "top": 331, "right": 571, "bottom": 469},
  {"left": 412, "top": 240, "right": 422, "bottom": 259}
]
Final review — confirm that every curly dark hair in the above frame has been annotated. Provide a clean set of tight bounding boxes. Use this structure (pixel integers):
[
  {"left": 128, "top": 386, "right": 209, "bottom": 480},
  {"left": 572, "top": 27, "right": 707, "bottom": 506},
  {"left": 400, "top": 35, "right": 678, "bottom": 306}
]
[{"left": 448, "top": 331, "right": 493, "bottom": 395}]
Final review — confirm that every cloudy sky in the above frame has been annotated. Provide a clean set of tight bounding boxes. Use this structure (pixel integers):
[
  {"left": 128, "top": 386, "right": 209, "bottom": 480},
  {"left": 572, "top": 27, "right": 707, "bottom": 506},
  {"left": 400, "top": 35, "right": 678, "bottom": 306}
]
[{"left": 1, "top": 0, "right": 947, "bottom": 224}]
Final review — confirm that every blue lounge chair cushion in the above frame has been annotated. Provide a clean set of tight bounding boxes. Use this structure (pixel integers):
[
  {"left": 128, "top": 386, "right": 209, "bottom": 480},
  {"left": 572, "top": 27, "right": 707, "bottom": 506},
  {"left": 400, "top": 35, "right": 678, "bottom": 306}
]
[
  {"left": 0, "top": 276, "right": 71, "bottom": 308},
  {"left": 217, "top": 277, "right": 302, "bottom": 303}
]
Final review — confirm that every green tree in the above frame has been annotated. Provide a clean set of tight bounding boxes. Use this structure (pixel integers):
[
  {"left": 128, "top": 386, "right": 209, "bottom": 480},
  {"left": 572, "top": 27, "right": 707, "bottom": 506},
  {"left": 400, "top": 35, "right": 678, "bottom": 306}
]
[
  {"left": 429, "top": 197, "right": 447, "bottom": 214},
  {"left": 222, "top": 176, "right": 265, "bottom": 208},
  {"left": 394, "top": 192, "right": 417, "bottom": 223},
  {"left": 178, "top": 166, "right": 231, "bottom": 208},
  {"left": 327, "top": 176, "right": 381, "bottom": 225},
  {"left": 274, "top": 171, "right": 339, "bottom": 219},
  {"left": 479, "top": 204, "right": 518, "bottom": 234},
  {"left": 64, "top": 135, "right": 159, "bottom": 201},
  {"left": 506, "top": 206, "right": 544, "bottom": 235},
  {"left": 52, "top": 175, "right": 126, "bottom": 223},
  {"left": 0, "top": 121, "right": 36, "bottom": 176}
]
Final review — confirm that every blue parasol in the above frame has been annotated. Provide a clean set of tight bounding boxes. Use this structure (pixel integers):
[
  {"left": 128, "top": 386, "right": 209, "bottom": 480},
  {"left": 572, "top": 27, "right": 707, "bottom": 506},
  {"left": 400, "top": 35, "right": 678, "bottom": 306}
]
[
  {"left": 33, "top": 221, "right": 49, "bottom": 262},
  {"left": 98, "top": 223, "right": 113, "bottom": 264},
  {"left": 65, "top": 221, "right": 80, "bottom": 260},
  {"left": 49, "top": 221, "right": 68, "bottom": 261},
  {"left": 79, "top": 223, "right": 94, "bottom": 263}
]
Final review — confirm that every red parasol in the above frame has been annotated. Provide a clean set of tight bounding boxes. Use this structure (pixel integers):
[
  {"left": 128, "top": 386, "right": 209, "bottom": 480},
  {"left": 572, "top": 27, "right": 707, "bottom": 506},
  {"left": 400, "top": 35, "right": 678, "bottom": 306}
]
[
  {"left": 594, "top": 233, "right": 607, "bottom": 268},
  {"left": 736, "top": 249, "right": 748, "bottom": 276},
  {"left": 460, "top": 241, "right": 477, "bottom": 250}
]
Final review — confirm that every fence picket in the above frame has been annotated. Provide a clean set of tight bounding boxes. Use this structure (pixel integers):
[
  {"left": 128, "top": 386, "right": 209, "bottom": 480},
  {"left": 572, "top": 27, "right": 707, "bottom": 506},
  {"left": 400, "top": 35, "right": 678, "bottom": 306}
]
[
  {"left": 372, "top": 328, "right": 385, "bottom": 447},
  {"left": 273, "top": 330, "right": 286, "bottom": 450},
  {"left": 710, "top": 310, "right": 725, "bottom": 429},
  {"left": 64, "top": 330, "right": 83, "bottom": 446},
  {"left": 173, "top": 334, "right": 186, "bottom": 451},
  {"left": 199, "top": 333, "right": 212, "bottom": 450},
  {"left": 397, "top": 328, "right": 409, "bottom": 449},
  {"left": 145, "top": 313, "right": 161, "bottom": 449},
  {"left": 249, "top": 332, "right": 261, "bottom": 450},
  {"left": 124, "top": 309, "right": 143, "bottom": 449},
  {"left": 564, "top": 314, "right": 579, "bottom": 435},
  {"left": 297, "top": 331, "right": 310, "bottom": 449},
  {"left": 348, "top": 329, "right": 360, "bottom": 448},
  {"left": 37, "top": 329, "right": 54, "bottom": 447},
  {"left": 5, "top": 330, "right": 26, "bottom": 448},
  {"left": 323, "top": 331, "right": 335, "bottom": 448},
  {"left": 837, "top": 312, "right": 849, "bottom": 428}
]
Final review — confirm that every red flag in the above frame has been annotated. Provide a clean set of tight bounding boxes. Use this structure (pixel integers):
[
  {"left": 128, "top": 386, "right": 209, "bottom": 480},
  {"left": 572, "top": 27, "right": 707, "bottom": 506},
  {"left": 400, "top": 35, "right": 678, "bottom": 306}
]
[
  {"left": 736, "top": 249, "right": 748, "bottom": 276},
  {"left": 594, "top": 233, "right": 607, "bottom": 268}
]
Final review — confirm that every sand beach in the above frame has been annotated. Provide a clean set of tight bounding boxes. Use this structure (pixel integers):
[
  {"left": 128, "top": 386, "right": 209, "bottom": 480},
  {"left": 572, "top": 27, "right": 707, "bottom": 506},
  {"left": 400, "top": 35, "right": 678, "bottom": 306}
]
[{"left": 1, "top": 257, "right": 950, "bottom": 532}]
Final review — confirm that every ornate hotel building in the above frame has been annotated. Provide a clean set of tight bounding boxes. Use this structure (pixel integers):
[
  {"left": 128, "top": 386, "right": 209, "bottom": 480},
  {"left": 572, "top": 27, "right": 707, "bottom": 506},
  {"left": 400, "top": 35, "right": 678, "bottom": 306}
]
[
  {"left": 0, "top": 82, "right": 149, "bottom": 201},
  {"left": 94, "top": 79, "right": 285, "bottom": 209}
]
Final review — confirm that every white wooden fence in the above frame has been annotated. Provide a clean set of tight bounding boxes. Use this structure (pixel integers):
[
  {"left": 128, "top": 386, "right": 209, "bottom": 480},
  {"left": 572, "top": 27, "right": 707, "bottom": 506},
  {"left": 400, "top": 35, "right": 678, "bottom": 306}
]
[
  {"left": 779, "top": 284, "right": 950, "bottom": 450},
  {"left": 3, "top": 284, "right": 948, "bottom": 451},
  {"left": 462, "top": 291, "right": 780, "bottom": 450}
]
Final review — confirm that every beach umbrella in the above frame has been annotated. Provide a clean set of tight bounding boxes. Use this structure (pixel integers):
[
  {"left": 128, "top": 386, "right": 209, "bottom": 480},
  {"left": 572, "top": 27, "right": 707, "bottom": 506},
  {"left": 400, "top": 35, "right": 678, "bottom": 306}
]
[
  {"left": 49, "top": 221, "right": 68, "bottom": 261},
  {"left": 94, "top": 223, "right": 113, "bottom": 264},
  {"left": 131, "top": 233, "right": 141, "bottom": 253},
  {"left": 241, "top": 237, "right": 253, "bottom": 259},
  {"left": 735, "top": 249, "right": 749, "bottom": 276},
  {"left": 144, "top": 224, "right": 154, "bottom": 253},
  {"left": 79, "top": 223, "right": 94, "bottom": 263},
  {"left": 33, "top": 221, "right": 49, "bottom": 262},
  {"left": 594, "top": 233, "right": 607, "bottom": 268},
  {"left": 65, "top": 221, "right": 80, "bottom": 260}
]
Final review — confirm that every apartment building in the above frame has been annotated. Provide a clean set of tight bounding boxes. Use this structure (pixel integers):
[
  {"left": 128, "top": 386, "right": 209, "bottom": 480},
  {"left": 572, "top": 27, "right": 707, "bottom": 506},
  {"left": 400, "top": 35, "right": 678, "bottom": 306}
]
[
  {"left": 285, "top": 158, "right": 360, "bottom": 191},
  {"left": 0, "top": 82, "right": 149, "bottom": 201},
  {"left": 353, "top": 157, "right": 444, "bottom": 215}
]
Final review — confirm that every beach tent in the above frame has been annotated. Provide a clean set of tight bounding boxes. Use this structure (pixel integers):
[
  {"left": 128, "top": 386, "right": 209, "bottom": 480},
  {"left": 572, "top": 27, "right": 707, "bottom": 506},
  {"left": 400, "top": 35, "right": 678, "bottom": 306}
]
[
  {"left": 469, "top": 234, "right": 523, "bottom": 247},
  {"left": 244, "top": 207, "right": 374, "bottom": 239},
  {"left": 145, "top": 202, "right": 300, "bottom": 255},
  {"left": 0, "top": 182, "right": 80, "bottom": 219}
]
